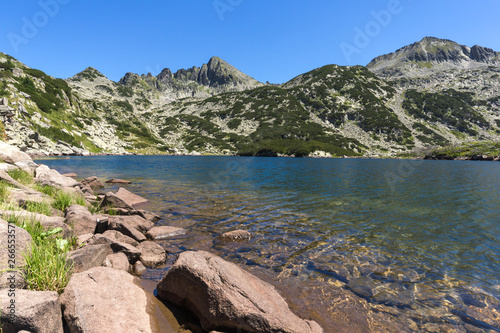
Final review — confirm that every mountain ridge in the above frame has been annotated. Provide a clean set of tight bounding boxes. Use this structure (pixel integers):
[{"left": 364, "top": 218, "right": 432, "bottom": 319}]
[{"left": 0, "top": 37, "right": 499, "bottom": 157}]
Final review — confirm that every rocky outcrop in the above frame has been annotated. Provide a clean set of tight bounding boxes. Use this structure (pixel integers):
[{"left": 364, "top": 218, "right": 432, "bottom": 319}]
[
  {"left": 157, "top": 250, "right": 323, "bottom": 333},
  {"left": 60, "top": 267, "right": 153, "bottom": 333},
  {"left": 0, "top": 289, "right": 64, "bottom": 333}
]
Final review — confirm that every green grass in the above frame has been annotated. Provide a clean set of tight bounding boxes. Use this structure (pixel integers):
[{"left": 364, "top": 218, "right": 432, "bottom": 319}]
[
  {"left": 4, "top": 215, "right": 74, "bottom": 294},
  {"left": 0, "top": 180, "right": 10, "bottom": 202},
  {"left": 34, "top": 184, "right": 59, "bottom": 197},
  {"left": 52, "top": 190, "right": 87, "bottom": 211},
  {"left": 7, "top": 169, "right": 33, "bottom": 185},
  {"left": 24, "top": 201, "right": 53, "bottom": 216}
]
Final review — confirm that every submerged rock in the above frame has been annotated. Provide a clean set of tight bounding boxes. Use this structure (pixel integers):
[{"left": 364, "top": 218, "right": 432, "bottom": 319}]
[
  {"left": 217, "top": 229, "right": 251, "bottom": 242},
  {"left": 157, "top": 250, "right": 323, "bottom": 333}
]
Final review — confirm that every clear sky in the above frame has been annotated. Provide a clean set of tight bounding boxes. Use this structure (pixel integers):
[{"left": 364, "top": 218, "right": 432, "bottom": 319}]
[{"left": 1, "top": 0, "right": 499, "bottom": 84}]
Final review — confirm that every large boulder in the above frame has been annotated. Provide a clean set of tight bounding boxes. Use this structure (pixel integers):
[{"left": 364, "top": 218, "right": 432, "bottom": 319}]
[
  {"left": 60, "top": 267, "right": 153, "bottom": 333},
  {"left": 137, "top": 241, "right": 167, "bottom": 267},
  {"left": 157, "top": 251, "right": 323, "bottom": 333},
  {"left": 65, "top": 205, "right": 97, "bottom": 236},
  {"left": 0, "top": 141, "right": 32, "bottom": 165},
  {"left": 0, "top": 219, "right": 32, "bottom": 288},
  {"left": 35, "top": 164, "right": 80, "bottom": 188},
  {"left": 0, "top": 289, "right": 63, "bottom": 333}
]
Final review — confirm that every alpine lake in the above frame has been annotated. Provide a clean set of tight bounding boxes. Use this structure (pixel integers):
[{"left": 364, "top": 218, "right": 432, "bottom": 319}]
[{"left": 37, "top": 155, "right": 500, "bottom": 332}]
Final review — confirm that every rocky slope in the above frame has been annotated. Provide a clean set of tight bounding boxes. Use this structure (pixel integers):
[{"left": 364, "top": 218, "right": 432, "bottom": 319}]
[{"left": 0, "top": 37, "right": 499, "bottom": 157}]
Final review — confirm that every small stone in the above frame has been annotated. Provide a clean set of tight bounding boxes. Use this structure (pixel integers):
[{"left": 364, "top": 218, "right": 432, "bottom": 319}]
[
  {"left": 217, "top": 229, "right": 251, "bottom": 242},
  {"left": 146, "top": 226, "right": 186, "bottom": 240}
]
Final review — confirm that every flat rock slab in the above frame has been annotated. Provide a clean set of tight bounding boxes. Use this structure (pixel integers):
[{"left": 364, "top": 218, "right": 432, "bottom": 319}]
[
  {"left": 108, "top": 219, "right": 147, "bottom": 242},
  {"left": 102, "top": 229, "right": 140, "bottom": 247},
  {"left": 115, "top": 187, "right": 149, "bottom": 208},
  {"left": 63, "top": 173, "right": 78, "bottom": 178},
  {"left": 0, "top": 289, "right": 63, "bottom": 333},
  {"left": 146, "top": 226, "right": 186, "bottom": 240},
  {"left": 106, "top": 178, "right": 132, "bottom": 184},
  {"left": 108, "top": 215, "right": 154, "bottom": 233},
  {"left": 60, "top": 267, "right": 153, "bottom": 333},
  {"left": 157, "top": 250, "right": 323, "bottom": 333}
]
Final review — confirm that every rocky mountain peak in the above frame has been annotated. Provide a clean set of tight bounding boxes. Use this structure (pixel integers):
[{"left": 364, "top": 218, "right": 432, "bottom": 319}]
[
  {"left": 367, "top": 37, "right": 500, "bottom": 77},
  {"left": 70, "top": 67, "right": 107, "bottom": 82}
]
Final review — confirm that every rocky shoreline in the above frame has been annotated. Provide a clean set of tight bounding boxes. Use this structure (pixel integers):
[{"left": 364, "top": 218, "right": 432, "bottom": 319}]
[{"left": 0, "top": 142, "right": 323, "bottom": 332}]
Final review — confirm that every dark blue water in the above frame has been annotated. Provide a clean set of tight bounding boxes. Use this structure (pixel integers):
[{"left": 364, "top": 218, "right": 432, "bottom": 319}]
[{"left": 37, "top": 156, "right": 500, "bottom": 332}]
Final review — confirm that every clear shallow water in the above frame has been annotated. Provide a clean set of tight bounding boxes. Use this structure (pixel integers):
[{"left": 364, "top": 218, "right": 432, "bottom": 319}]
[{"left": 38, "top": 156, "right": 500, "bottom": 332}]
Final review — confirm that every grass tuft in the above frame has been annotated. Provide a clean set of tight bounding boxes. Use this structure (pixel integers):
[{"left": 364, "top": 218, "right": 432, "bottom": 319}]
[
  {"left": 52, "top": 190, "right": 87, "bottom": 211},
  {"left": 7, "top": 169, "right": 33, "bottom": 185},
  {"left": 7, "top": 216, "right": 75, "bottom": 294}
]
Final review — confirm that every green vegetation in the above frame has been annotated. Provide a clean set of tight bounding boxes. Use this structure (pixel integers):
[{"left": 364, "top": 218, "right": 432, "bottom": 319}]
[
  {"left": 7, "top": 168, "right": 33, "bottom": 185},
  {"left": 114, "top": 100, "right": 133, "bottom": 112},
  {"left": 117, "top": 85, "right": 134, "bottom": 97},
  {"left": 96, "top": 85, "right": 114, "bottom": 95},
  {"left": 17, "top": 218, "right": 74, "bottom": 294},
  {"left": 24, "top": 200, "right": 53, "bottom": 216},
  {"left": 52, "top": 190, "right": 87, "bottom": 211},
  {"left": 0, "top": 180, "right": 10, "bottom": 202},
  {"left": 403, "top": 89, "right": 489, "bottom": 136},
  {"left": 424, "top": 141, "right": 500, "bottom": 159}
]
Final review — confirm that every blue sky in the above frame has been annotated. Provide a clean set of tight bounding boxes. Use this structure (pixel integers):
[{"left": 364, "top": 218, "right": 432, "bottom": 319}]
[{"left": 1, "top": 0, "right": 499, "bottom": 84}]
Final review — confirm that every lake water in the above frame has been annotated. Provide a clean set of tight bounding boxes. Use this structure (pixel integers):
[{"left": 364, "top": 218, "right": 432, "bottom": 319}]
[{"left": 37, "top": 156, "right": 500, "bottom": 332}]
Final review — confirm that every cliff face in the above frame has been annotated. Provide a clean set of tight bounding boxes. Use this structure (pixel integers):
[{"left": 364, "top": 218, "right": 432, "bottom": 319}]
[{"left": 0, "top": 38, "right": 499, "bottom": 157}]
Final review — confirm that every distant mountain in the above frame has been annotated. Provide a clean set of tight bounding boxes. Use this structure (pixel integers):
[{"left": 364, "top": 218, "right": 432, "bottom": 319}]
[
  {"left": 367, "top": 36, "right": 500, "bottom": 78},
  {"left": 1, "top": 38, "right": 499, "bottom": 157}
]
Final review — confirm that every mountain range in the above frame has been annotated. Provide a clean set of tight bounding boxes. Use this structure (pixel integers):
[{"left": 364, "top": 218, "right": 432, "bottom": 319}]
[{"left": 0, "top": 36, "right": 499, "bottom": 157}]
